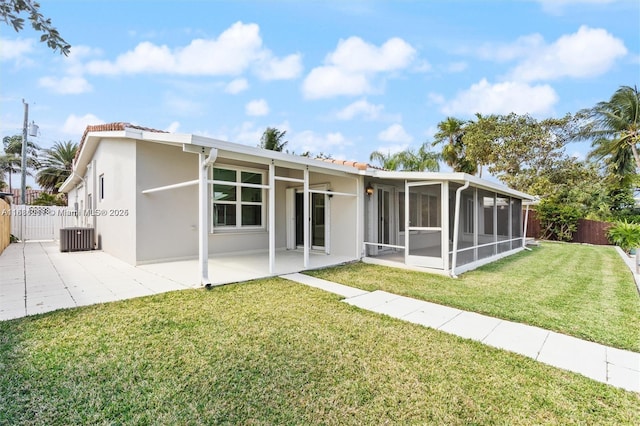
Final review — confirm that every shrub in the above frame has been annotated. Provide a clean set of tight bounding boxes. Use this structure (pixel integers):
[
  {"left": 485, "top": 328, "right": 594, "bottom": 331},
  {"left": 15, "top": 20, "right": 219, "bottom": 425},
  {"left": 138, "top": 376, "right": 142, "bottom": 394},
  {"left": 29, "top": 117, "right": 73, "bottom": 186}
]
[
  {"left": 607, "top": 220, "right": 640, "bottom": 253},
  {"left": 536, "top": 200, "right": 582, "bottom": 242}
]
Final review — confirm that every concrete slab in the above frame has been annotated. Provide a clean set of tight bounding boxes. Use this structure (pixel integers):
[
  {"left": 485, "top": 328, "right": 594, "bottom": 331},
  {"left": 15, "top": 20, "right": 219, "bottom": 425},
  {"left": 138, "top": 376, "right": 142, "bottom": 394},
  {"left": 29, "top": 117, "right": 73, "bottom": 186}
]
[
  {"left": 402, "top": 303, "right": 463, "bottom": 329},
  {"left": 482, "top": 321, "right": 550, "bottom": 358},
  {"left": 607, "top": 347, "right": 640, "bottom": 372},
  {"left": 280, "top": 273, "right": 369, "bottom": 298},
  {"left": 366, "top": 294, "right": 430, "bottom": 318},
  {"left": 0, "top": 241, "right": 194, "bottom": 321},
  {"left": 537, "top": 332, "right": 607, "bottom": 383},
  {"left": 607, "top": 363, "right": 640, "bottom": 393},
  {"left": 342, "top": 290, "right": 399, "bottom": 310},
  {"left": 438, "top": 311, "right": 502, "bottom": 341}
]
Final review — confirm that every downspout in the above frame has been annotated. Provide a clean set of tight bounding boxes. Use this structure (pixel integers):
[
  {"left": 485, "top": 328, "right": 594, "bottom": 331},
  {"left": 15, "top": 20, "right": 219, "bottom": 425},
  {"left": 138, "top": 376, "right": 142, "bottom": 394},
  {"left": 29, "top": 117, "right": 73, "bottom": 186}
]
[
  {"left": 90, "top": 160, "right": 97, "bottom": 244},
  {"left": 70, "top": 171, "right": 86, "bottom": 227},
  {"left": 200, "top": 149, "right": 218, "bottom": 288},
  {"left": 523, "top": 203, "right": 531, "bottom": 251},
  {"left": 450, "top": 180, "right": 470, "bottom": 278}
]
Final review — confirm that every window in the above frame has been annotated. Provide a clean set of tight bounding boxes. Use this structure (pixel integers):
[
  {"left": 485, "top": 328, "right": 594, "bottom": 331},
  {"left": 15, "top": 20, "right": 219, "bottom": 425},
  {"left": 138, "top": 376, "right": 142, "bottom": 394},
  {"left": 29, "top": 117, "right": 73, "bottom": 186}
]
[
  {"left": 212, "top": 167, "right": 265, "bottom": 229},
  {"left": 99, "top": 174, "right": 104, "bottom": 201}
]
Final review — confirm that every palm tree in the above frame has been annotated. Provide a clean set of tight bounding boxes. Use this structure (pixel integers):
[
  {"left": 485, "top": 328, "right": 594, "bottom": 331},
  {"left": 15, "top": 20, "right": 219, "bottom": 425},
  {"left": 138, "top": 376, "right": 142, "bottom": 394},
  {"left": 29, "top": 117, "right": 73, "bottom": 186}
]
[
  {"left": 370, "top": 144, "right": 440, "bottom": 171},
  {"left": 396, "top": 143, "right": 440, "bottom": 172},
  {"left": 1, "top": 134, "right": 40, "bottom": 191},
  {"left": 432, "top": 117, "right": 477, "bottom": 175},
  {"left": 579, "top": 85, "right": 640, "bottom": 174},
  {"left": 369, "top": 150, "right": 402, "bottom": 170},
  {"left": 259, "top": 127, "right": 288, "bottom": 152},
  {"left": 36, "top": 140, "right": 78, "bottom": 193}
]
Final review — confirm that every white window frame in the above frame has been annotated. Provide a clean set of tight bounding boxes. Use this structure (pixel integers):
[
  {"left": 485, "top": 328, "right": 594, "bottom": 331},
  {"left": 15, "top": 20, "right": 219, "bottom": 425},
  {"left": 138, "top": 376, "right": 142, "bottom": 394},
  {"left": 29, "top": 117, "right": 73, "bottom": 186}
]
[{"left": 211, "top": 165, "right": 267, "bottom": 232}]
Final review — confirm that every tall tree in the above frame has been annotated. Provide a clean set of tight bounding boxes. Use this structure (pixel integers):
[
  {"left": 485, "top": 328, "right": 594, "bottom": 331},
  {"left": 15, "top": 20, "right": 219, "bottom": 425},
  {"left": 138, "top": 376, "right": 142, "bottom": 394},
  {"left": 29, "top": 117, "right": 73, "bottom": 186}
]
[
  {"left": 369, "top": 150, "right": 402, "bottom": 170},
  {"left": 0, "top": 0, "right": 70, "bottom": 55},
  {"left": 370, "top": 143, "right": 440, "bottom": 171},
  {"left": 462, "top": 113, "right": 577, "bottom": 191},
  {"left": 396, "top": 143, "right": 440, "bottom": 172},
  {"left": 36, "top": 140, "right": 77, "bottom": 193},
  {"left": 1, "top": 134, "right": 39, "bottom": 191},
  {"left": 259, "top": 127, "right": 288, "bottom": 152},
  {"left": 432, "top": 117, "right": 477, "bottom": 175},
  {"left": 578, "top": 85, "right": 640, "bottom": 174}
]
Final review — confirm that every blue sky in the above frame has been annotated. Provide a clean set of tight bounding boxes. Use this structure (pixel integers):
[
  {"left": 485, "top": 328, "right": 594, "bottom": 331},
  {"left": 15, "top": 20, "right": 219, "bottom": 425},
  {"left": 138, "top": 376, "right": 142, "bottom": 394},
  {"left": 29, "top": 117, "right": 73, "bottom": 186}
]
[{"left": 1, "top": 0, "right": 638, "bottom": 180}]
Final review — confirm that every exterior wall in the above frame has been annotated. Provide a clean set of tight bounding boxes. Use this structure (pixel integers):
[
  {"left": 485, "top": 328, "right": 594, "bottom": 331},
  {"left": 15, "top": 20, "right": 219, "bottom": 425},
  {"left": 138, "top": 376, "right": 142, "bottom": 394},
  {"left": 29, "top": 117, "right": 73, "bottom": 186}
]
[
  {"left": 136, "top": 141, "right": 199, "bottom": 263},
  {"left": 90, "top": 138, "right": 137, "bottom": 264},
  {"left": 319, "top": 172, "right": 359, "bottom": 258}
]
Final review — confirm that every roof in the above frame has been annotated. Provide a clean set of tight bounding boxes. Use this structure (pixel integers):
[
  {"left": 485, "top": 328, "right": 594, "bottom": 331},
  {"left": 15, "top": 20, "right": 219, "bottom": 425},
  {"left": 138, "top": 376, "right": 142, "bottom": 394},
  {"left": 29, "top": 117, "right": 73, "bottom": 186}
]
[
  {"left": 74, "top": 122, "right": 166, "bottom": 164},
  {"left": 317, "top": 158, "right": 370, "bottom": 171},
  {"left": 61, "top": 122, "right": 534, "bottom": 200}
]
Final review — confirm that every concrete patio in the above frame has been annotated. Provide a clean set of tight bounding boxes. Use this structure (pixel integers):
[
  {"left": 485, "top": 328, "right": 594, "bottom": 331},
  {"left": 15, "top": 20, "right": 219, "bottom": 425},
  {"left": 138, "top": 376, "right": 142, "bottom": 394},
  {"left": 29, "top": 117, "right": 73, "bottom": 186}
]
[{"left": 0, "top": 241, "right": 354, "bottom": 321}]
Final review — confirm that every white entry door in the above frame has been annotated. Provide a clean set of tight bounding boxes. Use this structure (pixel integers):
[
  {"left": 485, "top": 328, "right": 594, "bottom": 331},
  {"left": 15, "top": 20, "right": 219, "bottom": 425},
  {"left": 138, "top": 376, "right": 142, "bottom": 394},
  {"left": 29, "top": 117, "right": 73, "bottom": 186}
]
[{"left": 285, "top": 186, "right": 329, "bottom": 253}]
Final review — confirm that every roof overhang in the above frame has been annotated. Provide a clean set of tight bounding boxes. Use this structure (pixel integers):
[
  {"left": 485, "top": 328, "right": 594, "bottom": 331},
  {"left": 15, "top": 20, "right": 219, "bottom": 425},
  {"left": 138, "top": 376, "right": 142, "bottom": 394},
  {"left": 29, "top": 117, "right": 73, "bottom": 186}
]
[
  {"left": 365, "top": 170, "right": 535, "bottom": 201},
  {"left": 59, "top": 127, "right": 366, "bottom": 193}
]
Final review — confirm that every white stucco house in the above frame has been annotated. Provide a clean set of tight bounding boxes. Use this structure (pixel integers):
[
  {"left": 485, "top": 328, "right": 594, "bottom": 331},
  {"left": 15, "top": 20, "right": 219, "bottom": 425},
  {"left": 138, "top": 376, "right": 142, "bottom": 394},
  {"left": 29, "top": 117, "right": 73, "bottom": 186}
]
[{"left": 60, "top": 123, "right": 535, "bottom": 286}]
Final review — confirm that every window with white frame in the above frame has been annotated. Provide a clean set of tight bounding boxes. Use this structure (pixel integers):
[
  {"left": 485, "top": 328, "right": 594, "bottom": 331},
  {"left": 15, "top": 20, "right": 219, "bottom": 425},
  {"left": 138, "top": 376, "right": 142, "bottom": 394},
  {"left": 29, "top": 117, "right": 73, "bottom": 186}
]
[{"left": 212, "top": 166, "right": 265, "bottom": 229}]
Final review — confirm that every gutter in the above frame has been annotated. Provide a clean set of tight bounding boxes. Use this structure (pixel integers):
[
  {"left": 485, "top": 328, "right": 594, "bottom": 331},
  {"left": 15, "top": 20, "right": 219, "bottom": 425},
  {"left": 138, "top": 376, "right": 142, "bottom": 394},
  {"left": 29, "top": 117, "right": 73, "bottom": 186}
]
[
  {"left": 200, "top": 148, "right": 218, "bottom": 288},
  {"left": 450, "top": 180, "right": 470, "bottom": 278}
]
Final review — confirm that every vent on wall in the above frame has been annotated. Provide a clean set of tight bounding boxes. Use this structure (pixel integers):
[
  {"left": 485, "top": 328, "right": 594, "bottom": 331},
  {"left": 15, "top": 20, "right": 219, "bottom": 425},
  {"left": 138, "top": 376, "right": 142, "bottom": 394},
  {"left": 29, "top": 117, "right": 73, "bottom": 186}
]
[{"left": 60, "top": 228, "right": 94, "bottom": 252}]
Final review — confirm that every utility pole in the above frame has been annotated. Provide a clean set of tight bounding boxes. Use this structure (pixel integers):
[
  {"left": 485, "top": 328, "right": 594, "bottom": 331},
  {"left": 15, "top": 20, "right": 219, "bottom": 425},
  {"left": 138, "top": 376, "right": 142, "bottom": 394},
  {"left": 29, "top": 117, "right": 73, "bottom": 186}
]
[{"left": 21, "top": 99, "right": 28, "bottom": 205}]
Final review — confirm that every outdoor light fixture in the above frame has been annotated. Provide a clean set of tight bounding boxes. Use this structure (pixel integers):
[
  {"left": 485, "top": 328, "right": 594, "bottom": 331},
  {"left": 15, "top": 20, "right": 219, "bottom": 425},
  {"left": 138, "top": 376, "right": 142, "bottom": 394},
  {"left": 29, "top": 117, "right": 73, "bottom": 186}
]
[{"left": 365, "top": 184, "right": 374, "bottom": 196}]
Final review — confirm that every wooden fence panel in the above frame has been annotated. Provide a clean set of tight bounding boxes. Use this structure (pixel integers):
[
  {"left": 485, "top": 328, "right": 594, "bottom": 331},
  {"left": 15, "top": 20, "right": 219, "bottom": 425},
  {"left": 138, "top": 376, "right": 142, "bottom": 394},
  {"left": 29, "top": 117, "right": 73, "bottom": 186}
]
[
  {"left": 0, "top": 199, "right": 9, "bottom": 254},
  {"left": 572, "top": 219, "right": 611, "bottom": 245},
  {"left": 525, "top": 210, "right": 612, "bottom": 245}
]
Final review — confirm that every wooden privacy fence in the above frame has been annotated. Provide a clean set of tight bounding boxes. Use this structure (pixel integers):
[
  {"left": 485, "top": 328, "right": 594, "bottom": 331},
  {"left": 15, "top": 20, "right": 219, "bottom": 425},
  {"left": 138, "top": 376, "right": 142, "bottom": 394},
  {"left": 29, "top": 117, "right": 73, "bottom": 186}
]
[
  {"left": 525, "top": 210, "right": 611, "bottom": 245},
  {"left": 0, "top": 198, "right": 10, "bottom": 254}
]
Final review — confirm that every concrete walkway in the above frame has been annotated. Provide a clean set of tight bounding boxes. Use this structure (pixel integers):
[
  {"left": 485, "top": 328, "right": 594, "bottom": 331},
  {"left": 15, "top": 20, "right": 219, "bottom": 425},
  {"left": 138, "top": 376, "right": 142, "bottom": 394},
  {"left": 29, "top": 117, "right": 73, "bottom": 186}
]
[
  {"left": 281, "top": 273, "right": 640, "bottom": 393},
  {"left": 0, "top": 241, "right": 192, "bottom": 320}
]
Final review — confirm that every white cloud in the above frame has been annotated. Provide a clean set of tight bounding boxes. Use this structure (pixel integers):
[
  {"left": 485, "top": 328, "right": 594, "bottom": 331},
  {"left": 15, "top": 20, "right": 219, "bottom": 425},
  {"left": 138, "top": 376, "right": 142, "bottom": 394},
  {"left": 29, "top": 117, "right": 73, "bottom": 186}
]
[
  {"left": 302, "top": 36, "right": 416, "bottom": 99},
  {"left": 85, "top": 21, "right": 300, "bottom": 80},
  {"left": 0, "top": 38, "right": 34, "bottom": 61},
  {"left": 378, "top": 124, "right": 413, "bottom": 143},
  {"left": 336, "top": 99, "right": 384, "bottom": 120},
  {"left": 326, "top": 36, "right": 416, "bottom": 73},
  {"left": 245, "top": 99, "right": 270, "bottom": 116},
  {"left": 290, "top": 130, "right": 350, "bottom": 153},
  {"left": 302, "top": 66, "right": 371, "bottom": 99},
  {"left": 62, "top": 114, "right": 105, "bottom": 134},
  {"left": 441, "top": 79, "right": 558, "bottom": 116},
  {"left": 165, "top": 121, "right": 180, "bottom": 133},
  {"left": 254, "top": 53, "right": 303, "bottom": 80},
  {"left": 509, "top": 26, "right": 627, "bottom": 82},
  {"left": 38, "top": 76, "right": 92, "bottom": 94},
  {"left": 231, "top": 121, "right": 263, "bottom": 146},
  {"left": 225, "top": 78, "right": 249, "bottom": 94}
]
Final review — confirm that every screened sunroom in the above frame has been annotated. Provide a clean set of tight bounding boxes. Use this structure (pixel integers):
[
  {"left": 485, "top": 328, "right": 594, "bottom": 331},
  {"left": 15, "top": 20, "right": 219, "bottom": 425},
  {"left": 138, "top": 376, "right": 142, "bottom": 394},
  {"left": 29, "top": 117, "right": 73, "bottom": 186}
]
[{"left": 362, "top": 172, "right": 534, "bottom": 277}]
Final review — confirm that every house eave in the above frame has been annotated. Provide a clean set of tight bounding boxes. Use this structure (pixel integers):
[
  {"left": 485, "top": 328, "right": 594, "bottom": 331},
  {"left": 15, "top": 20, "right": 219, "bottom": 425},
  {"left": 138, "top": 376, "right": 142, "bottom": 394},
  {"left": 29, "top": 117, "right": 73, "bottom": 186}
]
[{"left": 366, "top": 170, "right": 535, "bottom": 201}]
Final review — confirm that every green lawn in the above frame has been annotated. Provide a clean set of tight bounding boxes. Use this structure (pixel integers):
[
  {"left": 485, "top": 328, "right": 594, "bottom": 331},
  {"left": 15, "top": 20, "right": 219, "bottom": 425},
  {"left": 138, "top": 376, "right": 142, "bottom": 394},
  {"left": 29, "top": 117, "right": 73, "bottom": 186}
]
[
  {"left": 0, "top": 278, "right": 638, "bottom": 425},
  {"left": 308, "top": 242, "right": 640, "bottom": 352}
]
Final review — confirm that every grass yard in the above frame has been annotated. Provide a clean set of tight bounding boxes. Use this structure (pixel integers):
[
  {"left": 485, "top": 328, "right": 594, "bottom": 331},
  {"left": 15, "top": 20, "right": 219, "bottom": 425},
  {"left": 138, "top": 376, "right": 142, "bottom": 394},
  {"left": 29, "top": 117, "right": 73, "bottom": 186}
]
[
  {"left": 308, "top": 242, "right": 640, "bottom": 352},
  {"left": 0, "top": 278, "right": 638, "bottom": 425}
]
